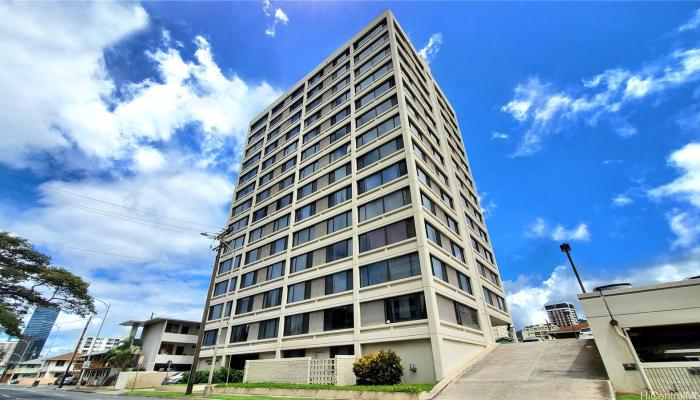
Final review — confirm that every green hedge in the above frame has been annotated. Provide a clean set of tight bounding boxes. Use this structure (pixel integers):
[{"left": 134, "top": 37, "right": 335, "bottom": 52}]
[
  {"left": 180, "top": 368, "right": 243, "bottom": 384},
  {"left": 215, "top": 382, "right": 435, "bottom": 394}
]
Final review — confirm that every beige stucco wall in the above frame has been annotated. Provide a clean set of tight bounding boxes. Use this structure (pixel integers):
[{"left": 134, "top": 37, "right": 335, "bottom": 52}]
[
  {"left": 578, "top": 279, "right": 700, "bottom": 394},
  {"left": 362, "top": 339, "right": 435, "bottom": 384}
]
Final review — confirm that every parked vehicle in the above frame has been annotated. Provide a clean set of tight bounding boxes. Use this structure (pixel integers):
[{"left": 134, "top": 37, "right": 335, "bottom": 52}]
[
  {"left": 162, "top": 372, "right": 185, "bottom": 385},
  {"left": 54, "top": 374, "right": 78, "bottom": 385},
  {"left": 10, "top": 378, "right": 20, "bottom": 384}
]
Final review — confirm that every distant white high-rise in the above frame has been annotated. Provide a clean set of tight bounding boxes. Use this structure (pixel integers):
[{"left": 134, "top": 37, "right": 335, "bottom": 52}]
[
  {"left": 545, "top": 302, "right": 579, "bottom": 327},
  {"left": 75, "top": 336, "right": 121, "bottom": 355}
]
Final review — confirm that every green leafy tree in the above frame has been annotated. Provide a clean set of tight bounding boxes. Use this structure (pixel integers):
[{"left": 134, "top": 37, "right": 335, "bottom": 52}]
[
  {"left": 0, "top": 232, "right": 95, "bottom": 336},
  {"left": 105, "top": 336, "right": 142, "bottom": 371}
]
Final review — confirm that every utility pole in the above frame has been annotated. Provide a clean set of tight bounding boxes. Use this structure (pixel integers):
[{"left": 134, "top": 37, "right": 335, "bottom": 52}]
[
  {"left": 186, "top": 231, "right": 225, "bottom": 395},
  {"left": 77, "top": 299, "right": 110, "bottom": 387},
  {"left": 560, "top": 243, "right": 587, "bottom": 293},
  {"left": 58, "top": 316, "right": 92, "bottom": 388}
]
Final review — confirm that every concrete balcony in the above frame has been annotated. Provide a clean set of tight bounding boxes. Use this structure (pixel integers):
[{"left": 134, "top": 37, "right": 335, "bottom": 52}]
[
  {"left": 154, "top": 354, "right": 193, "bottom": 365},
  {"left": 161, "top": 332, "right": 198, "bottom": 344}
]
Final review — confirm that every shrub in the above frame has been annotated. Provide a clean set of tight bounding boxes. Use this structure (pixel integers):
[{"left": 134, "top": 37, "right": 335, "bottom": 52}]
[
  {"left": 352, "top": 349, "right": 403, "bottom": 385},
  {"left": 213, "top": 367, "right": 243, "bottom": 384},
  {"left": 180, "top": 368, "right": 243, "bottom": 384},
  {"left": 180, "top": 370, "right": 209, "bottom": 384}
]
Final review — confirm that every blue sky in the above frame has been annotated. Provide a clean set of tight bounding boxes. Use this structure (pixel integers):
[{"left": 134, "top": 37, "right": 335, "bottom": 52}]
[{"left": 1, "top": 2, "right": 699, "bottom": 354}]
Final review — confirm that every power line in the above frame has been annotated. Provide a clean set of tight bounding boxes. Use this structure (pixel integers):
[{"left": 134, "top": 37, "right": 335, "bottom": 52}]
[
  {"left": 2, "top": 183, "right": 212, "bottom": 237},
  {"left": 0, "top": 170, "right": 225, "bottom": 230},
  {"left": 30, "top": 239, "right": 213, "bottom": 267}
]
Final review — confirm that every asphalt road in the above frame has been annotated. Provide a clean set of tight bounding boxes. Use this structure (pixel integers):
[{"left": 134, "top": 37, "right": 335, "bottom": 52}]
[{"left": 0, "top": 386, "right": 154, "bottom": 400}]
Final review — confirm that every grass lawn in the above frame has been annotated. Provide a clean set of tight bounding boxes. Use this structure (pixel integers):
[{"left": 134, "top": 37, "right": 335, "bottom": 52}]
[
  {"left": 215, "top": 382, "right": 436, "bottom": 394},
  {"left": 616, "top": 395, "right": 676, "bottom": 400},
  {"left": 124, "top": 391, "right": 318, "bottom": 400}
]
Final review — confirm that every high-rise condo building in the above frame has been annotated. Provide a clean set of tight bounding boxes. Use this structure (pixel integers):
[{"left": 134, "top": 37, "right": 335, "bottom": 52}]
[
  {"left": 11, "top": 306, "right": 59, "bottom": 362},
  {"left": 199, "top": 10, "right": 511, "bottom": 383},
  {"left": 545, "top": 302, "right": 579, "bottom": 328}
]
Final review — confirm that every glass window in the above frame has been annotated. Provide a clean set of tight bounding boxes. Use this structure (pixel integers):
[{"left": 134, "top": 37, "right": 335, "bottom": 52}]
[
  {"left": 218, "top": 258, "right": 233, "bottom": 274},
  {"left": 328, "top": 186, "right": 351, "bottom": 207},
  {"left": 273, "top": 214, "right": 290, "bottom": 231},
  {"left": 301, "top": 143, "right": 320, "bottom": 160},
  {"left": 290, "top": 252, "right": 312, "bottom": 273},
  {"left": 326, "top": 239, "right": 351, "bottom": 262},
  {"left": 224, "top": 300, "right": 233, "bottom": 317},
  {"left": 287, "top": 281, "right": 310, "bottom": 303},
  {"left": 327, "top": 211, "right": 351, "bottom": 233},
  {"left": 213, "top": 280, "right": 228, "bottom": 296},
  {"left": 269, "top": 237, "right": 287, "bottom": 255},
  {"left": 356, "top": 96, "right": 398, "bottom": 128},
  {"left": 266, "top": 261, "right": 284, "bottom": 280},
  {"left": 235, "top": 295, "right": 254, "bottom": 314},
  {"left": 208, "top": 303, "right": 223, "bottom": 320},
  {"left": 230, "top": 324, "right": 248, "bottom": 343},
  {"left": 431, "top": 256, "right": 448, "bottom": 282},
  {"left": 330, "top": 143, "right": 350, "bottom": 162},
  {"left": 257, "top": 319, "right": 278, "bottom": 340},
  {"left": 284, "top": 313, "right": 309, "bottom": 336},
  {"left": 425, "top": 222, "right": 442, "bottom": 246},
  {"left": 359, "top": 218, "right": 415, "bottom": 252},
  {"left": 202, "top": 329, "right": 217, "bottom": 346},
  {"left": 276, "top": 194, "right": 292, "bottom": 209},
  {"left": 357, "top": 160, "right": 407, "bottom": 194},
  {"left": 455, "top": 302, "right": 480, "bottom": 329},
  {"left": 293, "top": 226, "right": 315, "bottom": 246},
  {"left": 240, "top": 271, "right": 257, "bottom": 288},
  {"left": 384, "top": 293, "right": 427, "bottom": 323},
  {"left": 330, "top": 124, "right": 350, "bottom": 143},
  {"left": 329, "top": 163, "right": 351, "bottom": 183},
  {"left": 229, "top": 277, "right": 238, "bottom": 292},
  {"left": 300, "top": 162, "right": 318, "bottom": 179},
  {"left": 323, "top": 305, "right": 353, "bottom": 331},
  {"left": 325, "top": 270, "right": 352, "bottom": 295},
  {"left": 263, "top": 288, "right": 282, "bottom": 308},
  {"left": 298, "top": 181, "right": 316, "bottom": 199},
  {"left": 457, "top": 272, "right": 473, "bottom": 294},
  {"left": 295, "top": 203, "right": 316, "bottom": 222},
  {"left": 451, "top": 241, "right": 465, "bottom": 262},
  {"left": 356, "top": 115, "right": 401, "bottom": 147}
]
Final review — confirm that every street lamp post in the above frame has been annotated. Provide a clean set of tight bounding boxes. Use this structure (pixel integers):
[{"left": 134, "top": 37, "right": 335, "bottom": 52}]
[
  {"left": 559, "top": 243, "right": 587, "bottom": 293},
  {"left": 77, "top": 298, "right": 110, "bottom": 387}
]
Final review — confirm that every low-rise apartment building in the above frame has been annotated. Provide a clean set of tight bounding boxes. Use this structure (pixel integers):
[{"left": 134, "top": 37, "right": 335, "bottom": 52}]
[
  {"left": 521, "top": 323, "right": 558, "bottom": 340},
  {"left": 121, "top": 317, "right": 199, "bottom": 372}
]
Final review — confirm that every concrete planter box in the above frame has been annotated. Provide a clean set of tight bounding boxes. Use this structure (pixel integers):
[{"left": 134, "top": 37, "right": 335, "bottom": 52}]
[{"left": 215, "top": 386, "right": 420, "bottom": 400}]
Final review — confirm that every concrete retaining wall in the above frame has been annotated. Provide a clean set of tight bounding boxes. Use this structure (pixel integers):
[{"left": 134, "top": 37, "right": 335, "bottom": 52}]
[{"left": 115, "top": 371, "right": 168, "bottom": 389}]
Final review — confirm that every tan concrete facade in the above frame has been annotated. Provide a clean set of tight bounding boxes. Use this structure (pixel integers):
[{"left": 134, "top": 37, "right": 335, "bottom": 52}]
[
  {"left": 578, "top": 279, "right": 700, "bottom": 394},
  {"left": 199, "top": 10, "right": 512, "bottom": 383}
]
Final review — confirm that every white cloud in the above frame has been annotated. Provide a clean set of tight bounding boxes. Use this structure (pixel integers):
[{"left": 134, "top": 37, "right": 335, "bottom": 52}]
[
  {"left": 649, "top": 142, "right": 700, "bottom": 208},
  {"left": 668, "top": 211, "right": 700, "bottom": 249},
  {"left": 418, "top": 33, "right": 443, "bottom": 64},
  {"left": 612, "top": 194, "right": 633, "bottom": 206},
  {"left": 678, "top": 8, "right": 700, "bottom": 32},
  {"left": 506, "top": 247, "right": 700, "bottom": 328},
  {"left": 0, "top": 3, "right": 279, "bottom": 170},
  {"left": 0, "top": 2, "right": 148, "bottom": 169},
  {"left": 526, "top": 218, "right": 590, "bottom": 241},
  {"left": 477, "top": 192, "right": 497, "bottom": 218},
  {"left": 501, "top": 10, "right": 700, "bottom": 156},
  {"left": 490, "top": 131, "right": 509, "bottom": 140},
  {"left": 0, "top": 2, "right": 283, "bottom": 355},
  {"left": 263, "top": 1, "right": 289, "bottom": 37}
]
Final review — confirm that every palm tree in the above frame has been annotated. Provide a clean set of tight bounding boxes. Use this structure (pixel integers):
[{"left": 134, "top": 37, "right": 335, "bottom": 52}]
[{"left": 104, "top": 336, "right": 141, "bottom": 371}]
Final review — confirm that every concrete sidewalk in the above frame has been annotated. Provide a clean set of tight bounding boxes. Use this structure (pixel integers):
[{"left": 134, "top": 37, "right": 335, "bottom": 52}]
[{"left": 436, "top": 339, "right": 614, "bottom": 400}]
